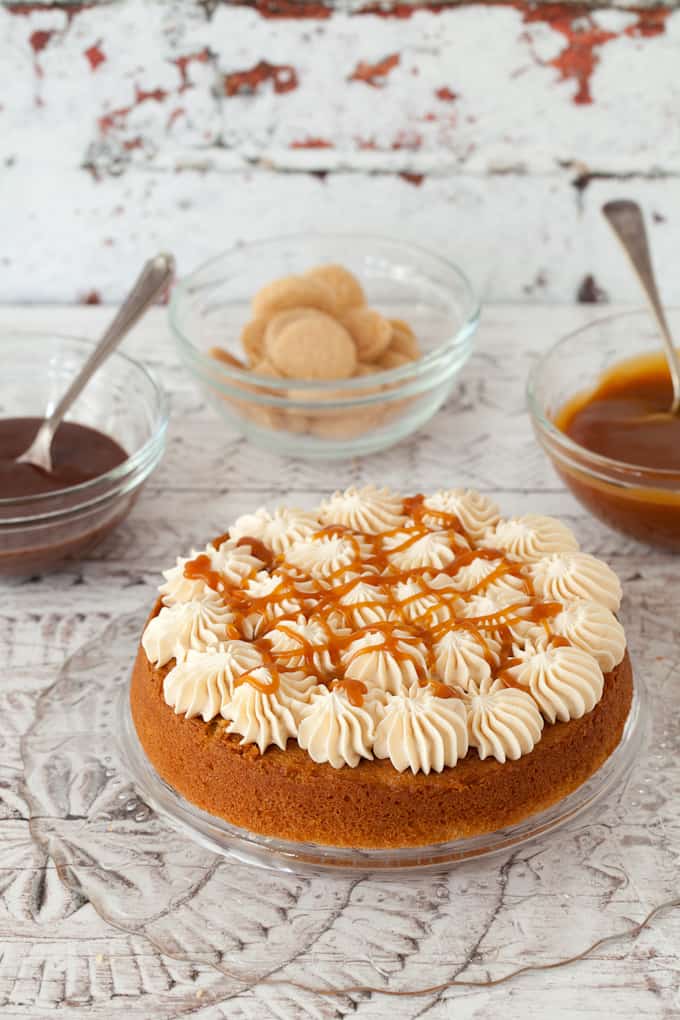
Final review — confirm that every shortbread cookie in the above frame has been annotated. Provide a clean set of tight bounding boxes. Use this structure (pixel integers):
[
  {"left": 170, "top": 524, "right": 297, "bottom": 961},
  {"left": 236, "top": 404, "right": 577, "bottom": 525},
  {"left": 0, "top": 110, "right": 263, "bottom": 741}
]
[
  {"left": 342, "top": 307, "right": 392, "bottom": 362},
  {"left": 239, "top": 319, "right": 268, "bottom": 365},
  {"left": 252, "top": 275, "right": 337, "bottom": 319},
  {"left": 306, "top": 264, "right": 366, "bottom": 312},
  {"left": 264, "top": 308, "right": 321, "bottom": 354},
  {"left": 389, "top": 318, "right": 421, "bottom": 359},
  {"left": 378, "top": 349, "right": 413, "bottom": 370},
  {"left": 355, "top": 362, "right": 382, "bottom": 376},
  {"left": 268, "top": 313, "right": 357, "bottom": 380},
  {"left": 208, "top": 346, "right": 247, "bottom": 370}
]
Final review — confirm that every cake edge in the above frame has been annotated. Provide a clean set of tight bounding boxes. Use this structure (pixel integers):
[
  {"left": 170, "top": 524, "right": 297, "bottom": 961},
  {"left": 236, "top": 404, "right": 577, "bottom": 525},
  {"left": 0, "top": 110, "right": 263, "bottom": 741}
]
[{"left": 129, "top": 605, "right": 634, "bottom": 849}]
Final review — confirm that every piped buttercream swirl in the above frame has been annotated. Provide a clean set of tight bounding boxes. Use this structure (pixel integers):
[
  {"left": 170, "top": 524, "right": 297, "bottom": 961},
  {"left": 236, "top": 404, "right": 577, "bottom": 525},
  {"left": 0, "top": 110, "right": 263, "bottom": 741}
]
[
  {"left": 506, "top": 643, "right": 604, "bottom": 723},
  {"left": 433, "top": 626, "right": 500, "bottom": 691},
  {"left": 160, "top": 539, "right": 263, "bottom": 603},
  {"left": 163, "top": 641, "right": 265, "bottom": 721},
  {"left": 286, "top": 532, "right": 371, "bottom": 581},
  {"left": 465, "top": 679, "right": 544, "bottom": 762},
  {"left": 297, "top": 686, "right": 377, "bottom": 767},
  {"left": 381, "top": 527, "right": 468, "bottom": 572},
  {"left": 373, "top": 686, "right": 469, "bottom": 774},
  {"left": 424, "top": 489, "right": 501, "bottom": 543},
  {"left": 530, "top": 552, "right": 622, "bottom": 612},
  {"left": 392, "top": 578, "right": 451, "bottom": 627},
  {"left": 551, "top": 600, "right": 626, "bottom": 672},
  {"left": 445, "top": 556, "right": 526, "bottom": 598},
  {"left": 224, "top": 670, "right": 313, "bottom": 753},
  {"left": 230, "top": 506, "right": 320, "bottom": 555},
  {"left": 336, "top": 577, "right": 390, "bottom": 627},
  {"left": 239, "top": 570, "right": 305, "bottom": 638},
  {"left": 142, "top": 599, "right": 237, "bottom": 666},
  {"left": 485, "top": 515, "right": 579, "bottom": 563},
  {"left": 263, "top": 614, "right": 346, "bottom": 677},
  {"left": 318, "top": 485, "right": 406, "bottom": 535},
  {"left": 342, "top": 627, "right": 430, "bottom": 695}
]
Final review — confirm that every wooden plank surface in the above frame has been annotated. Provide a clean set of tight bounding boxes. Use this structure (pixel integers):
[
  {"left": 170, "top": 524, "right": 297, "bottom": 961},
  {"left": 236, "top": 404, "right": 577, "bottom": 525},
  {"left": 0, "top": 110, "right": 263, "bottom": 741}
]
[
  {"left": 0, "top": 304, "right": 678, "bottom": 1018},
  {"left": 2, "top": 0, "right": 680, "bottom": 304}
]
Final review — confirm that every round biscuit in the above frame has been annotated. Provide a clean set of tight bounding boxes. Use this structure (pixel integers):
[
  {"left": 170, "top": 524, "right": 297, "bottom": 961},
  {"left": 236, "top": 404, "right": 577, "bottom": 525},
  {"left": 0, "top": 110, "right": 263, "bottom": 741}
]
[
  {"left": 264, "top": 308, "right": 321, "bottom": 358},
  {"left": 269, "top": 313, "right": 357, "bottom": 380},
  {"left": 354, "top": 362, "right": 381, "bottom": 376},
  {"left": 378, "top": 349, "right": 412, "bottom": 370},
  {"left": 389, "top": 318, "right": 422, "bottom": 359},
  {"left": 239, "top": 318, "right": 268, "bottom": 365},
  {"left": 342, "top": 307, "right": 392, "bottom": 362},
  {"left": 306, "top": 264, "right": 366, "bottom": 312},
  {"left": 209, "top": 346, "right": 247, "bottom": 370},
  {"left": 252, "top": 275, "right": 337, "bottom": 319}
]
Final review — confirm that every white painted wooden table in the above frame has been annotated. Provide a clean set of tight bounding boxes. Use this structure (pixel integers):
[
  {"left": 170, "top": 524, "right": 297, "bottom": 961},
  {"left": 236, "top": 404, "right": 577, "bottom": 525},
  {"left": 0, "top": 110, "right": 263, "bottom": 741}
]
[{"left": 1, "top": 304, "right": 679, "bottom": 1019}]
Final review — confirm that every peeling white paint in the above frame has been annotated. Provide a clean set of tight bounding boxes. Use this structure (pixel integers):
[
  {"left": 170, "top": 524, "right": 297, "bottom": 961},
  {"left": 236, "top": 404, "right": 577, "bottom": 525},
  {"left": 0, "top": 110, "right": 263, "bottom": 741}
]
[{"left": 0, "top": 0, "right": 679, "bottom": 303}]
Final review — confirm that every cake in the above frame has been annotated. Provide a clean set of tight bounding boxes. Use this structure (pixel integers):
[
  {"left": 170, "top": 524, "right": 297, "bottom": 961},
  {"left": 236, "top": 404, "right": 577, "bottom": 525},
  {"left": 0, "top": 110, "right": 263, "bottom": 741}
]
[{"left": 130, "top": 487, "right": 633, "bottom": 848}]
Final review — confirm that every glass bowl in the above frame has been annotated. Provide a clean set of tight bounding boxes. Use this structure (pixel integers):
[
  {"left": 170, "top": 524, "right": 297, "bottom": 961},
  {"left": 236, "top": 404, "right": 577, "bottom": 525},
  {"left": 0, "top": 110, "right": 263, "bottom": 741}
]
[
  {"left": 528, "top": 308, "right": 680, "bottom": 550},
  {"left": 169, "top": 234, "right": 479, "bottom": 459},
  {"left": 0, "top": 333, "right": 168, "bottom": 576}
]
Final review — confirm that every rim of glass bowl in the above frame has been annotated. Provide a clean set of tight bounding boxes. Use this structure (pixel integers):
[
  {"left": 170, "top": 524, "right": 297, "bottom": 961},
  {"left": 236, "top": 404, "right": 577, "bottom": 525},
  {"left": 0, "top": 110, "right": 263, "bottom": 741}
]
[
  {"left": 169, "top": 232, "right": 480, "bottom": 395},
  {"left": 0, "top": 332, "right": 169, "bottom": 521},
  {"left": 527, "top": 307, "right": 680, "bottom": 483}
]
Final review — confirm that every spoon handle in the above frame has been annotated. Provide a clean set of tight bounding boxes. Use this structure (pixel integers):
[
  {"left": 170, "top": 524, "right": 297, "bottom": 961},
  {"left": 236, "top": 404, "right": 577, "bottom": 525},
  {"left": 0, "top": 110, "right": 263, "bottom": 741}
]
[
  {"left": 45, "top": 253, "right": 176, "bottom": 440},
  {"left": 602, "top": 200, "right": 680, "bottom": 414}
]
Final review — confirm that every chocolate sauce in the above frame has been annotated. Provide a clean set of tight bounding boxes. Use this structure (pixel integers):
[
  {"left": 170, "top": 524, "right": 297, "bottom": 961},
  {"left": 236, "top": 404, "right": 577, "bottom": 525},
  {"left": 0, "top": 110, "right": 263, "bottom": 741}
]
[
  {"left": 0, "top": 418, "right": 129, "bottom": 576},
  {"left": 0, "top": 418, "right": 127, "bottom": 498}
]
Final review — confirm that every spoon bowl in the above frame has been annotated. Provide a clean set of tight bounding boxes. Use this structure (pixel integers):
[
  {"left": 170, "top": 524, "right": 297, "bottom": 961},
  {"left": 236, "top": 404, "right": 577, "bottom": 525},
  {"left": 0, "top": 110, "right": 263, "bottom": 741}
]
[
  {"left": 602, "top": 199, "right": 680, "bottom": 418},
  {"left": 16, "top": 253, "right": 175, "bottom": 474}
]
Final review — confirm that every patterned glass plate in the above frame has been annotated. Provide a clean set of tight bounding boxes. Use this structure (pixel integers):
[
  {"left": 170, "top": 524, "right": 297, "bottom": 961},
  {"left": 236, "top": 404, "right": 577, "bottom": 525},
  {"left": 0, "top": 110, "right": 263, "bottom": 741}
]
[{"left": 117, "top": 648, "right": 647, "bottom": 876}]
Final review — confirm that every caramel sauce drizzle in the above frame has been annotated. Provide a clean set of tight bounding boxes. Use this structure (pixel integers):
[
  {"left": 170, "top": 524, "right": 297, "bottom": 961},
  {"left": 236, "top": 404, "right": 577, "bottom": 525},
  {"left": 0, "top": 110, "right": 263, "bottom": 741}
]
[
  {"left": 233, "top": 669, "right": 280, "bottom": 694},
  {"left": 180, "top": 496, "right": 566, "bottom": 697},
  {"left": 333, "top": 678, "right": 368, "bottom": 707},
  {"left": 236, "top": 535, "right": 274, "bottom": 568},
  {"left": 184, "top": 554, "right": 225, "bottom": 592},
  {"left": 429, "top": 681, "right": 463, "bottom": 700}
]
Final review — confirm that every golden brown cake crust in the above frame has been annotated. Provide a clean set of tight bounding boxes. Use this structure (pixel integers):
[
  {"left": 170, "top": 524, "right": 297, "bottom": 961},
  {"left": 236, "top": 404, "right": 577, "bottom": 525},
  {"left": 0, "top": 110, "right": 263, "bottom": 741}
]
[{"left": 130, "top": 605, "right": 634, "bottom": 849}]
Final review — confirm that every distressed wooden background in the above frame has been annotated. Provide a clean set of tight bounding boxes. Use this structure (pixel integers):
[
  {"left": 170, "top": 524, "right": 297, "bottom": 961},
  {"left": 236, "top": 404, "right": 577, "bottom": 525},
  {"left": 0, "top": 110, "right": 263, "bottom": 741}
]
[{"left": 2, "top": 0, "right": 679, "bottom": 305}]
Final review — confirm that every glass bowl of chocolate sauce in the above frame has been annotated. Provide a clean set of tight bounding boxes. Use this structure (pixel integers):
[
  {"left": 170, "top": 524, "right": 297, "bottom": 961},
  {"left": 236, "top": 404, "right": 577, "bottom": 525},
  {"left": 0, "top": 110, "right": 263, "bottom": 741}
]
[
  {"left": 528, "top": 309, "right": 680, "bottom": 551},
  {"left": 0, "top": 333, "right": 168, "bottom": 575}
]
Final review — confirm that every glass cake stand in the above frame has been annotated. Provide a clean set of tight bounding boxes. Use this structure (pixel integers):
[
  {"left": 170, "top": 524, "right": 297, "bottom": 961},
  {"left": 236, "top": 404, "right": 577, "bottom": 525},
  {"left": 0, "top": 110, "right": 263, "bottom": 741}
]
[{"left": 117, "top": 665, "right": 647, "bottom": 876}]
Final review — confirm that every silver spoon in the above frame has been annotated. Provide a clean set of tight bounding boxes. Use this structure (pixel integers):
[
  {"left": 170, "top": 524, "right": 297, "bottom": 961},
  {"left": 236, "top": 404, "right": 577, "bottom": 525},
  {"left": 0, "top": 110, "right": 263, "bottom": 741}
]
[
  {"left": 602, "top": 199, "right": 680, "bottom": 417},
  {"left": 17, "top": 253, "right": 175, "bottom": 474}
]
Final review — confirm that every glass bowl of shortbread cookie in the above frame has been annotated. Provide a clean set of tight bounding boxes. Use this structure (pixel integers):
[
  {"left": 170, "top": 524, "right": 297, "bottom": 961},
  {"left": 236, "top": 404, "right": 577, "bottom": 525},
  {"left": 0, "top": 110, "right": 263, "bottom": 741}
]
[{"left": 170, "top": 235, "right": 479, "bottom": 458}]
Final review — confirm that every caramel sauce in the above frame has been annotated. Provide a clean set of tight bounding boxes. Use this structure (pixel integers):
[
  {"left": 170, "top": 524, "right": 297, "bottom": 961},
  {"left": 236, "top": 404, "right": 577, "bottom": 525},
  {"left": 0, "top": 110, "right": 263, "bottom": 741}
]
[
  {"left": 333, "top": 677, "right": 368, "bottom": 707},
  {"left": 557, "top": 353, "right": 678, "bottom": 470},
  {"left": 212, "top": 532, "right": 232, "bottom": 549},
  {"left": 429, "top": 681, "right": 462, "bottom": 699},
  {"left": 184, "top": 553, "right": 225, "bottom": 592},
  {"left": 496, "top": 671, "right": 525, "bottom": 691},
  {"left": 554, "top": 351, "right": 680, "bottom": 550},
  {"left": 236, "top": 535, "right": 274, "bottom": 568},
  {"left": 181, "top": 496, "right": 567, "bottom": 696},
  {"left": 233, "top": 668, "right": 280, "bottom": 694},
  {"left": 548, "top": 634, "right": 570, "bottom": 649}
]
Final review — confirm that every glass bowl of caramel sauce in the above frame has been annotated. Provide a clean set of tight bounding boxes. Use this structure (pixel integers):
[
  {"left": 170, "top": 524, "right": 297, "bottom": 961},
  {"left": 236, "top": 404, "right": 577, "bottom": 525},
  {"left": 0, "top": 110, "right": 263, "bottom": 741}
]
[
  {"left": 0, "top": 333, "right": 168, "bottom": 576},
  {"left": 528, "top": 309, "right": 680, "bottom": 551}
]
